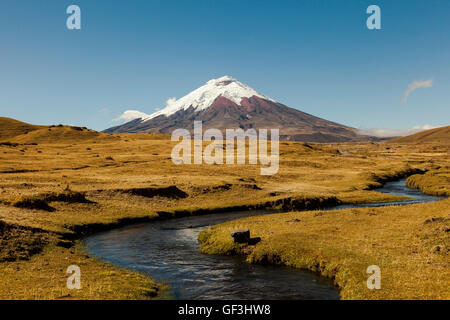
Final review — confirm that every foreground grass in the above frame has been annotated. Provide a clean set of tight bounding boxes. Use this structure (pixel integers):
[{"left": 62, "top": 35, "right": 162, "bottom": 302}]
[
  {"left": 0, "top": 241, "right": 164, "bottom": 300},
  {"left": 199, "top": 199, "right": 450, "bottom": 300}
]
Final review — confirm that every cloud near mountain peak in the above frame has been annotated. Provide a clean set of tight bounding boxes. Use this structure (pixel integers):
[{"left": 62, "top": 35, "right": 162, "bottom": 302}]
[
  {"left": 357, "top": 124, "right": 435, "bottom": 138},
  {"left": 114, "top": 110, "right": 150, "bottom": 122}
]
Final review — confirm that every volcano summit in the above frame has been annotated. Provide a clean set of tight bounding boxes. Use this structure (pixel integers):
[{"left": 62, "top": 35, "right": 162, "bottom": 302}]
[{"left": 105, "top": 76, "right": 372, "bottom": 142}]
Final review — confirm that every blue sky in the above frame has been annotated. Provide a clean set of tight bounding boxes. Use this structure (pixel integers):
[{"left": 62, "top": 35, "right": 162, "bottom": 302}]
[{"left": 0, "top": 0, "right": 448, "bottom": 133}]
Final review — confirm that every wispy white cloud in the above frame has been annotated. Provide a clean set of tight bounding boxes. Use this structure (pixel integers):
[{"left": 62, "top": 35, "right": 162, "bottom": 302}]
[
  {"left": 357, "top": 124, "right": 435, "bottom": 138},
  {"left": 402, "top": 79, "right": 433, "bottom": 104},
  {"left": 114, "top": 110, "right": 150, "bottom": 122},
  {"left": 113, "top": 97, "right": 177, "bottom": 123}
]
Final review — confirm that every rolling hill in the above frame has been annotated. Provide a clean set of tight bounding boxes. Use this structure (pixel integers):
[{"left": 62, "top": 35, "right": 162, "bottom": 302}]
[
  {"left": 0, "top": 117, "right": 169, "bottom": 144},
  {"left": 390, "top": 125, "right": 450, "bottom": 144},
  {"left": 10, "top": 126, "right": 105, "bottom": 144},
  {"left": 0, "top": 117, "right": 44, "bottom": 141},
  {"left": 0, "top": 118, "right": 111, "bottom": 144}
]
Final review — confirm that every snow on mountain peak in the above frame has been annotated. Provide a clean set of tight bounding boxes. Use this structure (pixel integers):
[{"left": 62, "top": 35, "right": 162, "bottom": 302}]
[
  {"left": 206, "top": 75, "right": 236, "bottom": 85},
  {"left": 141, "top": 76, "right": 275, "bottom": 121}
]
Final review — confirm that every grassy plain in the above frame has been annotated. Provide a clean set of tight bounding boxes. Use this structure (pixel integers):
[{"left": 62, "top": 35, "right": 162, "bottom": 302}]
[{"left": 0, "top": 120, "right": 448, "bottom": 299}]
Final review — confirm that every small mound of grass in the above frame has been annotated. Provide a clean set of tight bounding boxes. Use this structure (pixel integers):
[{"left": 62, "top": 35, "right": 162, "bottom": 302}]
[
  {"left": 4, "top": 191, "right": 93, "bottom": 212},
  {"left": 43, "top": 191, "right": 93, "bottom": 203},
  {"left": 9, "top": 198, "right": 56, "bottom": 212},
  {"left": 0, "top": 142, "right": 19, "bottom": 147},
  {"left": 406, "top": 171, "right": 450, "bottom": 196},
  {"left": 118, "top": 186, "right": 188, "bottom": 199}
]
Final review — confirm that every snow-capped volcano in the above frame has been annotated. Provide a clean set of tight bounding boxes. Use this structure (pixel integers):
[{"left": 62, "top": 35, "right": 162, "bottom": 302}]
[
  {"left": 142, "top": 76, "right": 275, "bottom": 121},
  {"left": 105, "top": 76, "right": 374, "bottom": 142}
]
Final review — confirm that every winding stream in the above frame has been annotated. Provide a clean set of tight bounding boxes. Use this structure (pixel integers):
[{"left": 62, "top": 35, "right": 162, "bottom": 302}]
[{"left": 83, "top": 179, "right": 445, "bottom": 300}]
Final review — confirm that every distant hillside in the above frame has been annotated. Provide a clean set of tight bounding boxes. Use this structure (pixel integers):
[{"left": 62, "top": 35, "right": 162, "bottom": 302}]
[
  {"left": 0, "top": 117, "right": 169, "bottom": 144},
  {"left": 389, "top": 126, "right": 450, "bottom": 144},
  {"left": 0, "top": 117, "right": 110, "bottom": 143},
  {"left": 0, "top": 117, "right": 44, "bottom": 140},
  {"left": 10, "top": 125, "right": 106, "bottom": 144}
]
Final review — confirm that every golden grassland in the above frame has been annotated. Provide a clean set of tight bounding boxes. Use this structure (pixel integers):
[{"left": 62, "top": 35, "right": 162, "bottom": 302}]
[{"left": 0, "top": 121, "right": 448, "bottom": 299}]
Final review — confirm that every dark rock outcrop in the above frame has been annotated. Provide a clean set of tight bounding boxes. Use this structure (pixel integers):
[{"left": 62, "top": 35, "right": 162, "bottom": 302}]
[{"left": 231, "top": 229, "right": 251, "bottom": 243}]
